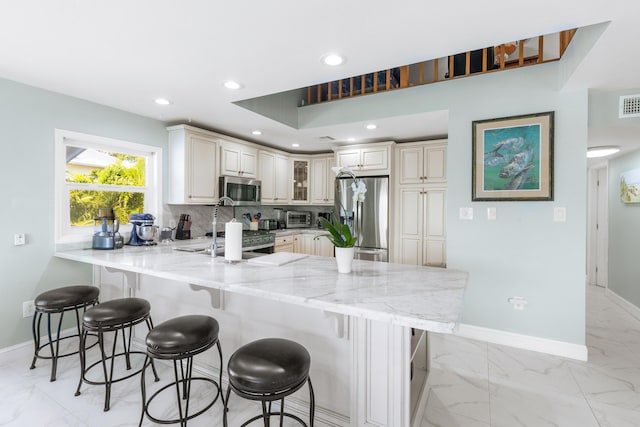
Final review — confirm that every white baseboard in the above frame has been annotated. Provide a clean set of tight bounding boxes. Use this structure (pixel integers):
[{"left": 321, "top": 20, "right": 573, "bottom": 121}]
[
  {"left": 606, "top": 288, "right": 640, "bottom": 322},
  {"left": 0, "top": 340, "right": 32, "bottom": 357},
  {"left": 455, "top": 323, "right": 588, "bottom": 361}
]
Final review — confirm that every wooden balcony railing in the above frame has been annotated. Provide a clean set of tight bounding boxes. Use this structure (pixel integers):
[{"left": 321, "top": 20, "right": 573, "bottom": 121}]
[{"left": 303, "top": 29, "right": 576, "bottom": 106}]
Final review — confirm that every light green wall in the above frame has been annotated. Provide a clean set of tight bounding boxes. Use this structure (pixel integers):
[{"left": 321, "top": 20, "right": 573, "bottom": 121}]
[
  {"left": 0, "top": 77, "right": 167, "bottom": 349},
  {"left": 0, "top": 60, "right": 590, "bottom": 349},
  {"left": 608, "top": 149, "right": 640, "bottom": 307},
  {"left": 300, "top": 63, "right": 588, "bottom": 345}
]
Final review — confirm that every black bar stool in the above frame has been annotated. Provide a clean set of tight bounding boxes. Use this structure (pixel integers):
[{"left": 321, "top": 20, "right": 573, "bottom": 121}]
[
  {"left": 139, "top": 315, "right": 224, "bottom": 426},
  {"left": 75, "top": 297, "right": 158, "bottom": 411},
  {"left": 30, "top": 285, "right": 100, "bottom": 381},
  {"left": 224, "top": 338, "right": 315, "bottom": 427}
]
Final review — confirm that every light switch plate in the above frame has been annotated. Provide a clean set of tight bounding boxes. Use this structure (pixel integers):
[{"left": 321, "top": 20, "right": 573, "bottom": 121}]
[
  {"left": 487, "top": 207, "right": 497, "bottom": 220},
  {"left": 553, "top": 207, "right": 566, "bottom": 222},
  {"left": 459, "top": 207, "right": 473, "bottom": 220}
]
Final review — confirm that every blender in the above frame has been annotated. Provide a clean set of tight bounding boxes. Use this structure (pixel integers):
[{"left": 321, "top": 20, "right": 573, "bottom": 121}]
[{"left": 92, "top": 207, "right": 117, "bottom": 250}]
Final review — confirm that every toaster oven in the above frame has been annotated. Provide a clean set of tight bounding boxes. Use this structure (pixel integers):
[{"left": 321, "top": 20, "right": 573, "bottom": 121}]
[{"left": 285, "top": 211, "right": 311, "bottom": 229}]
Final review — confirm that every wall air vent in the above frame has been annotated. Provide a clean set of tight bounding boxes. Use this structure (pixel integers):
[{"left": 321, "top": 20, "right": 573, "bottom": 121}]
[{"left": 619, "top": 94, "right": 640, "bottom": 118}]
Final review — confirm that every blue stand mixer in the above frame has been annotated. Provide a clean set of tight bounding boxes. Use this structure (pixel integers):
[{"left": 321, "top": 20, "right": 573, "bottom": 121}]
[{"left": 128, "top": 213, "right": 157, "bottom": 246}]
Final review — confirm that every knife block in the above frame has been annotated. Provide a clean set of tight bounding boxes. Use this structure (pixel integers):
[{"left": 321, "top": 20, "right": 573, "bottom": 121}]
[{"left": 175, "top": 219, "right": 192, "bottom": 240}]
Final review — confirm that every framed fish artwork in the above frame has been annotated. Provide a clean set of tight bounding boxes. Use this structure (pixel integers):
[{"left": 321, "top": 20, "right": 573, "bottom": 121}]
[{"left": 472, "top": 111, "right": 554, "bottom": 201}]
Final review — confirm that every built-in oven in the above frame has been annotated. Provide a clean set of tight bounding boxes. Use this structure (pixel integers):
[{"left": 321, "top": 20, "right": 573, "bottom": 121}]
[
  {"left": 285, "top": 211, "right": 311, "bottom": 229},
  {"left": 219, "top": 175, "right": 261, "bottom": 206}
]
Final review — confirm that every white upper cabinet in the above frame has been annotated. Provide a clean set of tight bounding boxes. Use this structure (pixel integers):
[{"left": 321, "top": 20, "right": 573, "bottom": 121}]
[
  {"left": 334, "top": 142, "right": 394, "bottom": 175},
  {"left": 167, "top": 125, "right": 218, "bottom": 204},
  {"left": 291, "top": 158, "right": 310, "bottom": 204},
  {"left": 398, "top": 141, "right": 447, "bottom": 185},
  {"left": 310, "top": 156, "right": 335, "bottom": 205},
  {"left": 219, "top": 140, "right": 257, "bottom": 178},
  {"left": 259, "top": 150, "right": 289, "bottom": 204}
]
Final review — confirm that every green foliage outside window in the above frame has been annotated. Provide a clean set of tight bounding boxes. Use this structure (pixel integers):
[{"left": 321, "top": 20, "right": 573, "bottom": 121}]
[{"left": 67, "top": 154, "right": 145, "bottom": 226}]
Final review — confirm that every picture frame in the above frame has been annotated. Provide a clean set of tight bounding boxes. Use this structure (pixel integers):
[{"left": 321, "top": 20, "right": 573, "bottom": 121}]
[
  {"left": 472, "top": 111, "right": 554, "bottom": 201},
  {"left": 620, "top": 168, "right": 640, "bottom": 203}
]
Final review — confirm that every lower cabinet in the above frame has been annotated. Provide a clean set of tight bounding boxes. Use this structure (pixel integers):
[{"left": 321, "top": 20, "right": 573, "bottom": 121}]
[
  {"left": 397, "top": 187, "right": 446, "bottom": 267},
  {"left": 274, "top": 235, "right": 294, "bottom": 252},
  {"left": 293, "top": 232, "right": 334, "bottom": 257}
]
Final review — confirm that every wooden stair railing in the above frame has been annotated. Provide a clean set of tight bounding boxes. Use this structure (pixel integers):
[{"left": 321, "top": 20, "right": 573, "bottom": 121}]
[{"left": 304, "top": 29, "right": 576, "bottom": 106}]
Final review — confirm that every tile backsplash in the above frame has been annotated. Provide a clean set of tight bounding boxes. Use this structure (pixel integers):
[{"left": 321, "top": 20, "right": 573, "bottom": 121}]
[{"left": 164, "top": 204, "right": 334, "bottom": 238}]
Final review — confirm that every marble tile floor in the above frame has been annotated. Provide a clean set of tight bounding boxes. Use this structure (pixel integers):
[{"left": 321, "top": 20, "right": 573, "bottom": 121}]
[
  {"left": 421, "top": 285, "right": 640, "bottom": 427},
  {"left": 2, "top": 285, "right": 639, "bottom": 426}
]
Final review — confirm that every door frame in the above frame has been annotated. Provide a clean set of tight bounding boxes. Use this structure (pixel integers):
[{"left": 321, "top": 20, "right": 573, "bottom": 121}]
[{"left": 587, "top": 166, "right": 609, "bottom": 287}]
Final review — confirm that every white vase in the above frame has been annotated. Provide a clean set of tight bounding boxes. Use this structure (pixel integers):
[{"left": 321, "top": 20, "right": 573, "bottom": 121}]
[{"left": 335, "top": 247, "right": 355, "bottom": 274}]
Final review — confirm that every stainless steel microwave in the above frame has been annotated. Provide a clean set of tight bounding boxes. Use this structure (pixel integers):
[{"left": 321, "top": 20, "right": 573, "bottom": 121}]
[{"left": 219, "top": 175, "right": 261, "bottom": 206}]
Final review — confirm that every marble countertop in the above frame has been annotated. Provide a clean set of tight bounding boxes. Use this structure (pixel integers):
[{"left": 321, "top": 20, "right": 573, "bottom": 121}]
[{"left": 54, "top": 242, "right": 468, "bottom": 333}]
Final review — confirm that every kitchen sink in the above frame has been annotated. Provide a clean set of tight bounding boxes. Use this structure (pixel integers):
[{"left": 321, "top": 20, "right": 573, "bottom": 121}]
[{"left": 174, "top": 245, "right": 264, "bottom": 259}]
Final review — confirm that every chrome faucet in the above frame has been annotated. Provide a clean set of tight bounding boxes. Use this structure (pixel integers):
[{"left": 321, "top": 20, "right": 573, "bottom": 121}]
[{"left": 211, "top": 197, "right": 235, "bottom": 257}]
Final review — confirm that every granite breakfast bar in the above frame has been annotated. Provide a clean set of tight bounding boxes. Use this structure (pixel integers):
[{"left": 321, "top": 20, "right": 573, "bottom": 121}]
[{"left": 55, "top": 241, "right": 468, "bottom": 427}]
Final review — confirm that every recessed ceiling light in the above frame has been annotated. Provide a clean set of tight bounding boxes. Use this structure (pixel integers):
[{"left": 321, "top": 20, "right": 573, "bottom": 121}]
[
  {"left": 224, "top": 80, "right": 242, "bottom": 90},
  {"left": 251, "top": 130, "right": 262, "bottom": 136},
  {"left": 292, "top": 143, "right": 300, "bottom": 148},
  {"left": 322, "top": 53, "right": 345, "bottom": 66},
  {"left": 347, "top": 137, "right": 356, "bottom": 142},
  {"left": 366, "top": 124, "right": 377, "bottom": 130},
  {"left": 154, "top": 98, "right": 171, "bottom": 105},
  {"left": 587, "top": 146, "right": 620, "bottom": 158}
]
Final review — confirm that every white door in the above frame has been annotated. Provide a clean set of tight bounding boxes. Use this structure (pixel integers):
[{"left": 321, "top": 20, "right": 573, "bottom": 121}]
[
  {"left": 587, "top": 166, "right": 609, "bottom": 288},
  {"left": 595, "top": 167, "right": 608, "bottom": 287}
]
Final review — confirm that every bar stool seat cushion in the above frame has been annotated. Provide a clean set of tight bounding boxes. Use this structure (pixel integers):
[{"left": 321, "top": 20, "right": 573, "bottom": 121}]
[
  {"left": 83, "top": 298, "right": 150, "bottom": 328},
  {"left": 146, "top": 315, "right": 219, "bottom": 355},
  {"left": 228, "top": 338, "right": 310, "bottom": 394},
  {"left": 35, "top": 285, "right": 99, "bottom": 311}
]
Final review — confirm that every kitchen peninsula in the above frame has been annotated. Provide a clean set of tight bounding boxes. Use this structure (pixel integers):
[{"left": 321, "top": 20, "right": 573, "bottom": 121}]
[{"left": 55, "top": 241, "right": 467, "bottom": 426}]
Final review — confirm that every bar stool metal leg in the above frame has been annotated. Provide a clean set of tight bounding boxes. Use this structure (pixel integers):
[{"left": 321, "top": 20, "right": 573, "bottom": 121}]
[
  {"left": 30, "top": 284, "right": 100, "bottom": 382},
  {"left": 139, "top": 315, "right": 223, "bottom": 427}
]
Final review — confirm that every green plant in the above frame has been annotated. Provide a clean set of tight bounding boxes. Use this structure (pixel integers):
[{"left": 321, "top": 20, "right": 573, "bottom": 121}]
[{"left": 315, "top": 216, "right": 357, "bottom": 248}]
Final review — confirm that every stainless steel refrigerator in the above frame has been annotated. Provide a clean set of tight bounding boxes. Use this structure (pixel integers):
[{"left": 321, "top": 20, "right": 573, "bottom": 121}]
[{"left": 335, "top": 176, "right": 389, "bottom": 262}]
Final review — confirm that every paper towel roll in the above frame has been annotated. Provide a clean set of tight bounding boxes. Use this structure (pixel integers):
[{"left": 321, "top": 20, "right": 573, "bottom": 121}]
[{"left": 225, "top": 219, "right": 243, "bottom": 262}]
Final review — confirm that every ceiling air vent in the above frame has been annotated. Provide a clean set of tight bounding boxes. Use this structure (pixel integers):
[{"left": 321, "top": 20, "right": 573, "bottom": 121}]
[{"left": 619, "top": 94, "right": 640, "bottom": 118}]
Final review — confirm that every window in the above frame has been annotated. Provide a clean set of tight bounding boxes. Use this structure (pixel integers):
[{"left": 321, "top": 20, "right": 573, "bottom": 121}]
[{"left": 55, "top": 129, "right": 162, "bottom": 243}]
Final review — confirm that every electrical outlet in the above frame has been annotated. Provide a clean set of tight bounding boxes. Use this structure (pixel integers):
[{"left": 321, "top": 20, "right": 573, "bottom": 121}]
[
  {"left": 22, "top": 300, "right": 35, "bottom": 318},
  {"left": 14, "top": 233, "right": 26, "bottom": 246},
  {"left": 507, "top": 296, "right": 528, "bottom": 310}
]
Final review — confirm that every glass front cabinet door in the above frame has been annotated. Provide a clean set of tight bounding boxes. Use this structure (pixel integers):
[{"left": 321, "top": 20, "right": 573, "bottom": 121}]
[{"left": 291, "top": 158, "right": 310, "bottom": 203}]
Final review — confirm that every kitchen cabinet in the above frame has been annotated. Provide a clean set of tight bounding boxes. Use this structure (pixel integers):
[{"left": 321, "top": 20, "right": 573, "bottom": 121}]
[
  {"left": 398, "top": 140, "right": 446, "bottom": 185},
  {"left": 310, "top": 155, "right": 335, "bottom": 205},
  {"left": 291, "top": 158, "right": 310, "bottom": 204},
  {"left": 219, "top": 140, "right": 257, "bottom": 178},
  {"left": 259, "top": 150, "right": 289, "bottom": 204},
  {"left": 294, "top": 232, "right": 334, "bottom": 257},
  {"left": 293, "top": 234, "right": 303, "bottom": 253},
  {"left": 274, "top": 235, "right": 295, "bottom": 252},
  {"left": 166, "top": 125, "right": 218, "bottom": 204},
  {"left": 397, "top": 187, "right": 446, "bottom": 267},
  {"left": 394, "top": 140, "right": 447, "bottom": 267},
  {"left": 334, "top": 141, "right": 394, "bottom": 175}
]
